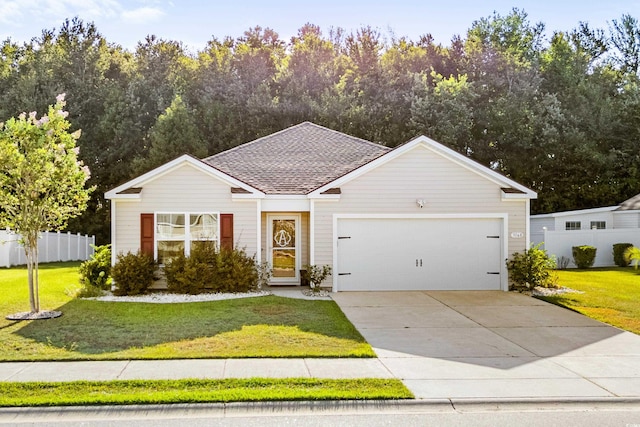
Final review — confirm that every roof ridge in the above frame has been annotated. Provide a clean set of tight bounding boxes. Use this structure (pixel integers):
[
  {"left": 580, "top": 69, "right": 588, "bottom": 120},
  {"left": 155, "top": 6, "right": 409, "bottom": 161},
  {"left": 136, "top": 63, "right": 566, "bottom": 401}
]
[{"left": 202, "top": 122, "right": 390, "bottom": 162}]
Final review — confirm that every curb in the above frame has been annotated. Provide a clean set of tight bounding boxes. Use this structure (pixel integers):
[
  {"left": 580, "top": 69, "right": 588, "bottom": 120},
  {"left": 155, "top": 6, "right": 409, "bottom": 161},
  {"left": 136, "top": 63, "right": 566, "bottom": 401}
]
[{"left": 2, "top": 397, "right": 640, "bottom": 421}]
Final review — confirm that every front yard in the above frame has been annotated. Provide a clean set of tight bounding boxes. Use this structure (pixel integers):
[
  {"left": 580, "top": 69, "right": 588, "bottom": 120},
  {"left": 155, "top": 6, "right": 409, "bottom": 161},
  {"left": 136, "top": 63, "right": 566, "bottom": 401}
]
[
  {"left": 0, "top": 263, "right": 374, "bottom": 361},
  {"left": 544, "top": 267, "right": 640, "bottom": 334}
]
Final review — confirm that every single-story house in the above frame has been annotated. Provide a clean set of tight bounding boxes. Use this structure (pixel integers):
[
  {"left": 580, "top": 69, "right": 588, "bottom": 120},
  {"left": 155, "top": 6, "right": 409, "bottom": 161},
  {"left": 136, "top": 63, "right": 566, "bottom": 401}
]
[
  {"left": 105, "top": 122, "right": 536, "bottom": 291},
  {"left": 530, "top": 194, "right": 640, "bottom": 267}
]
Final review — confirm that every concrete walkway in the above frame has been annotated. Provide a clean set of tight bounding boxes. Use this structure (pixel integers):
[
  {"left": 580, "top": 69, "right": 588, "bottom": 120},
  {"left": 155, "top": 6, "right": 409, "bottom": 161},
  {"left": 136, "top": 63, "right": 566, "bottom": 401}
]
[
  {"left": 1, "top": 289, "right": 639, "bottom": 404},
  {"left": 331, "top": 291, "right": 640, "bottom": 401}
]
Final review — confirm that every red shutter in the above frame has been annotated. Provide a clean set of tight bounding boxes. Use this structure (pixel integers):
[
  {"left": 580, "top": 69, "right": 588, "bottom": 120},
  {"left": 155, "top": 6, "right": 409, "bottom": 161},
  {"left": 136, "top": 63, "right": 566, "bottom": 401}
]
[
  {"left": 220, "top": 214, "right": 233, "bottom": 251},
  {"left": 140, "top": 213, "right": 154, "bottom": 257}
]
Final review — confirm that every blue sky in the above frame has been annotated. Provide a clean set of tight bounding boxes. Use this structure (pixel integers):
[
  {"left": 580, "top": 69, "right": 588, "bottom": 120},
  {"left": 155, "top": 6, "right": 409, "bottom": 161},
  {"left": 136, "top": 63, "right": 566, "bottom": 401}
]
[{"left": 0, "top": 0, "right": 637, "bottom": 52}]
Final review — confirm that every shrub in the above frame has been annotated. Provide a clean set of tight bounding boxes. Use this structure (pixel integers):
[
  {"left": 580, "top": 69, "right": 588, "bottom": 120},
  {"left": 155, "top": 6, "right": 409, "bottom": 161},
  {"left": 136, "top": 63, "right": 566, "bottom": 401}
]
[
  {"left": 78, "top": 244, "right": 112, "bottom": 289},
  {"left": 506, "top": 243, "right": 557, "bottom": 290},
  {"left": 164, "top": 244, "right": 259, "bottom": 294},
  {"left": 256, "top": 261, "right": 272, "bottom": 290},
  {"left": 613, "top": 243, "right": 633, "bottom": 267},
  {"left": 302, "top": 264, "right": 332, "bottom": 293},
  {"left": 214, "top": 247, "right": 258, "bottom": 293},
  {"left": 111, "top": 251, "right": 156, "bottom": 296},
  {"left": 572, "top": 245, "right": 597, "bottom": 269},
  {"left": 624, "top": 246, "right": 640, "bottom": 269},
  {"left": 165, "top": 241, "right": 217, "bottom": 294}
]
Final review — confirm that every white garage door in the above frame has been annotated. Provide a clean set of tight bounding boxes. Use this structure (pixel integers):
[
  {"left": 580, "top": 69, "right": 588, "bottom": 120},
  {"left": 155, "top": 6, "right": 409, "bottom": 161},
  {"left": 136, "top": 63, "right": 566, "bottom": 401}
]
[{"left": 336, "top": 217, "right": 503, "bottom": 291}]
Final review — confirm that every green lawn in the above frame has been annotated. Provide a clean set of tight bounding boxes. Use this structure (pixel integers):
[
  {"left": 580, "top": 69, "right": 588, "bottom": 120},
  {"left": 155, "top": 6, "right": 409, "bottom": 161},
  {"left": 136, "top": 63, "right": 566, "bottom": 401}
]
[
  {"left": 545, "top": 267, "right": 640, "bottom": 334},
  {"left": 0, "top": 263, "right": 374, "bottom": 360},
  {"left": 0, "top": 378, "right": 413, "bottom": 407}
]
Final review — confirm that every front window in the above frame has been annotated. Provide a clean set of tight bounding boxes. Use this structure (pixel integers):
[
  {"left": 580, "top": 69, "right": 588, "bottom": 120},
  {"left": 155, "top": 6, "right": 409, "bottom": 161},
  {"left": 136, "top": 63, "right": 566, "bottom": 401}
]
[
  {"left": 590, "top": 221, "right": 606, "bottom": 230},
  {"left": 565, "top": 221, "right": 581, "bottom": 231},
  {"left": 156, "top": 212, "right": 218, "bottom": 264}
]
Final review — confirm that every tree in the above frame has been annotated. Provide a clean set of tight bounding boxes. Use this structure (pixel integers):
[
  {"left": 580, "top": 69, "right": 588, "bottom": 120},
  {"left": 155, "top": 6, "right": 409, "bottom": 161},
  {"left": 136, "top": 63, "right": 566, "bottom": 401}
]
[
  {"left": 133, "top": 95, "right": 207, "bottom": 173},
  {"left": 0, "top": 95, "right": 93, "bottom": 316}
]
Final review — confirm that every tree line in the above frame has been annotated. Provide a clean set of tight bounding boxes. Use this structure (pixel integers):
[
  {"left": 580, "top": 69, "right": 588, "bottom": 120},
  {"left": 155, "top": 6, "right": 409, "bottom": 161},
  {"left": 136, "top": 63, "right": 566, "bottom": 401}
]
[{"left": 2, "top": 9, "right": 640, "bottom": 243}]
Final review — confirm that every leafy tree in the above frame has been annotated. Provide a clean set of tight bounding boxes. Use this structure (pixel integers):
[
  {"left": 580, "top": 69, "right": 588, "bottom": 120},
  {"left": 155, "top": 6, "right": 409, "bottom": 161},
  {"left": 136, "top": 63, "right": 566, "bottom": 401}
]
[
  {"left": 0, "top": 95, "right": 93, "bottom": 314},
  {"left": 133, "top": 95, "right": 207, "bottom": 173}
]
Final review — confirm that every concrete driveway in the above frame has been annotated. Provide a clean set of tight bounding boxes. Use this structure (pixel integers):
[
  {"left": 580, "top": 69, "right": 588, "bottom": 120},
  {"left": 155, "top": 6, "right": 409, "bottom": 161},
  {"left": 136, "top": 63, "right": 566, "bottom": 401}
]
[{"left": 331, "top": 291, "right": 640, "bottom": 400}]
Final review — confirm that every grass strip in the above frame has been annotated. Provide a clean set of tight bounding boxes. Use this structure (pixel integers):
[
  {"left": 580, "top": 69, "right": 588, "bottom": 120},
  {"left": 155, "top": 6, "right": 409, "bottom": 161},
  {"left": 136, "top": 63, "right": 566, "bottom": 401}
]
[
  {"left": 548, "top": 267, "right": 640, "bottom": 334},
  {"left": 0, "top": 378, "right": 413, "bottom": 407}
]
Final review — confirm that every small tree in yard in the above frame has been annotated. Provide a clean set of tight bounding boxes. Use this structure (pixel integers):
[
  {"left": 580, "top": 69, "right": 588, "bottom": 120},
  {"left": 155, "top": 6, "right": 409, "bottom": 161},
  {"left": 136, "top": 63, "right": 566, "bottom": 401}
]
[
  {"left": 302, "top": 264, "right": 332, "bottom": 294},
  {"left": 0, "top": 95, "right": 93, "bottom": 318}
]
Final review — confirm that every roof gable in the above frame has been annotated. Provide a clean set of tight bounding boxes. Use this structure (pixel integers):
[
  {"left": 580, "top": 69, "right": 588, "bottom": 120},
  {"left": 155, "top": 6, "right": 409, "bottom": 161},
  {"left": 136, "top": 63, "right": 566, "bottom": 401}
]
[
  {"left": 202, "top": 122, "right": 390, "bottom": 195},
  {"left": 309, "top": 135, "right": 537, "bottom": 199},
  {"left": 105, "top": 154, "right": 263, "bottom": 199}
]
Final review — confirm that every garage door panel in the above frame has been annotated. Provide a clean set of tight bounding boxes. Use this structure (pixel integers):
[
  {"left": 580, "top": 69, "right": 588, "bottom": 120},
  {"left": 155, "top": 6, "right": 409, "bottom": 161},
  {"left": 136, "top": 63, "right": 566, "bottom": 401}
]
[{"left": 337, "top": 218, "right": 502, "bottom": 291}]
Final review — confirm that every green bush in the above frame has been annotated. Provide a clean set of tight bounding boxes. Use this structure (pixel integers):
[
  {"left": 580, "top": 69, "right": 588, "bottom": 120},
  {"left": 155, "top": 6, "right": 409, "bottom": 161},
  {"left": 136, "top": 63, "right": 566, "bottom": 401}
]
[
  {"left": 164, "top": 244, "right": 259, "bottom": 294},
  {"left": 506, "top": 243, "right": 557, "bottom": 290},
  {"left": 111, "top": 251, "right": 156, "bottom": 296},
  {"left": 78, "top": 244, "right": 112, "bottom": 289},
  {"left": 214, "top": 247, "right": 258, "bottom": 293},
  {"left": 302, "top": 264, "right": 332, "bottom": 293},
  {"left": 572, "top": 245, "right": 597, "bottom": 269},
  {"left": 613, "top": 243, "right": 633, "bottom": 267},
  {"left": 165, "top": 241, "right": 217, "bottom": 294}
]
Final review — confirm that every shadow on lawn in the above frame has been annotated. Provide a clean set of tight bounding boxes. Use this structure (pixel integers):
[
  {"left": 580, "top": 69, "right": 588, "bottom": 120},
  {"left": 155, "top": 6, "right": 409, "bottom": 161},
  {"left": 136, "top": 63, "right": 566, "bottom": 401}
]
[{"left": 14, "top": 295, "right": 366, "bottom": 355}]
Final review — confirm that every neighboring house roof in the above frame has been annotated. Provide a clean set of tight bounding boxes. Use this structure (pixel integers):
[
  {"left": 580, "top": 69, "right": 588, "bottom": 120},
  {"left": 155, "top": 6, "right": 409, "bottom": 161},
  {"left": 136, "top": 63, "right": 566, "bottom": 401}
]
[
  {"left": 531, "top": 206, "right": 618, "bottom": 218},
  {"left": 616, "top": 193, "right": 640, "bottom": 211},
  {"left": 202, "top": 122, "right": 391, "bottom": 194}
]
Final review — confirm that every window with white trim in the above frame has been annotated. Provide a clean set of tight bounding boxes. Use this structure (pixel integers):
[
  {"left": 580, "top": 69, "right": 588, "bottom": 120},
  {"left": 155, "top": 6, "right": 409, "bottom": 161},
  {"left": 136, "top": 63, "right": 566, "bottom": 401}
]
[
  {"left": 156, "top": 212, "right": 219, "bottom": 264},
  {"left": 590, "top": 221, "right": 606, "bottom": 230},
  {"left": 565, "top": 221, "right": 581, "bottom": 231}
]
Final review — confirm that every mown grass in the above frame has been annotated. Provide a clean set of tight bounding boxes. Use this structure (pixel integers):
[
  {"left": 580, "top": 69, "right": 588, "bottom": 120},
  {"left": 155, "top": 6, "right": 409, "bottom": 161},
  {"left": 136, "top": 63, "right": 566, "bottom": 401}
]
[
  {"left": 0, "top": 263, "right": 374, "bottom": 360},
  {"left": 0, "top": 378, "right": 413, "bottom": 407},
  {"left": 544, "top": 267, "right": 640, "bottom": 334}
]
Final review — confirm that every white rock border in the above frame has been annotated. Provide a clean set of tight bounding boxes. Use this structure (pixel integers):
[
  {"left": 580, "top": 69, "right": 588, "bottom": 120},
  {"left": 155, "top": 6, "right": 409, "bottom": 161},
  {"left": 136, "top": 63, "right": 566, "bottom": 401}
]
[{"left": 85, "top": 290, "right": 272, "bottom": 303}]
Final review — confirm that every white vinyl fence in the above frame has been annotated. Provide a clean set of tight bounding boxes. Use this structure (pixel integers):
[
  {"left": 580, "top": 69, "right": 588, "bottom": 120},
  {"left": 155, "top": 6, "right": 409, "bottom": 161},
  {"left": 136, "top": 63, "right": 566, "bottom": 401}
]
[
  {"left": 0, "top": 229, "right": 95, "bottom": 268},
  {"left": 532, "top": 228, "right": 640, "bottom": 267}
]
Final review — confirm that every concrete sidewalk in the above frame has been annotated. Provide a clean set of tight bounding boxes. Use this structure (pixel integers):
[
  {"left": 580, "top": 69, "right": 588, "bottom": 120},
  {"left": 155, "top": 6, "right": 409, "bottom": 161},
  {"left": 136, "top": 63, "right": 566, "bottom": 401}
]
[{"left": 0, "top": 358, "right": 392, "bottom": 382}]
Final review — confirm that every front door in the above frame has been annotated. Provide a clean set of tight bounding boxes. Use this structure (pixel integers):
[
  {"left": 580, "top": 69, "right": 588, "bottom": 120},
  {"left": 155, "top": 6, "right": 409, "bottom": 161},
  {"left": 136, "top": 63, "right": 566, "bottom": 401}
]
[{"left": 268, "top": 214, "right": 300, "bottom": 283}]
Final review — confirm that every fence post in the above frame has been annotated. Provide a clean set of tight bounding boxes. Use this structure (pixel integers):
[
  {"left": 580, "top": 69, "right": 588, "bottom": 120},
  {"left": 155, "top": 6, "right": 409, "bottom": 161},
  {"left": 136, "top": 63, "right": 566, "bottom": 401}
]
[
  {"left": 57, "top": 231, "right": 61, "bottom": 262},
  {"left": 67, "top": 231, "right": 71, "bottom": 261}
]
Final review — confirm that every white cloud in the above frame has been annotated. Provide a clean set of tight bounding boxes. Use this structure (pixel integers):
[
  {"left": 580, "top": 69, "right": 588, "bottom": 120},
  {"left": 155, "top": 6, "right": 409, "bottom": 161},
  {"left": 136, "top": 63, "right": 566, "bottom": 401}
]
[{"left": 121, "top": 6, "right": 165, "bottom": 24}]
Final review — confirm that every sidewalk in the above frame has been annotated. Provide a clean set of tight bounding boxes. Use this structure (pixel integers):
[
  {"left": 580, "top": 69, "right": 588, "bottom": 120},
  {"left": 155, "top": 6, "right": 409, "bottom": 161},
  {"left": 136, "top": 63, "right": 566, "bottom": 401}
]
[{"left": 0, "top": 358, "right": 392, "bottom": 382}]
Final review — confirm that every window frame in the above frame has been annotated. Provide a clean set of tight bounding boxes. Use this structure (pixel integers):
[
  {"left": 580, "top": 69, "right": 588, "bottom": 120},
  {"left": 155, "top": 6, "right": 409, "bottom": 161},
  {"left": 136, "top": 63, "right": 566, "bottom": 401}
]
[
  {"left": 590, "top": 221, "right": 606, "bottom": 230},
  {"left": 565, "top": 221, "right": 581, "bottom": 231},
  {"left": 155, "top": 212, "right": 220, "bottom": 265}
]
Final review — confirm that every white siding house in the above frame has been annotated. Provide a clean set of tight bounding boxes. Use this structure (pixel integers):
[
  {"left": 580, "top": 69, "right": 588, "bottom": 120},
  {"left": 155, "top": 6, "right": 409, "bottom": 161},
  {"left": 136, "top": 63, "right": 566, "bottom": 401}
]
[
  {"left": 531, "top": 199, "right": 640, "bottom": 267},
  {"left": 106, "top": 123, "right": 536, "bottom": 291}
]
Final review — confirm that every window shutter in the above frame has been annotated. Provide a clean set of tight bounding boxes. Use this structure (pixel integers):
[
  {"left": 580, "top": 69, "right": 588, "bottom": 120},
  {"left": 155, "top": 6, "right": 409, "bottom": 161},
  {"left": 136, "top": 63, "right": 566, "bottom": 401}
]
[
  {"left": 140, "top": 213, "right": 154, "bottom": 256},
  {"left": 220, "top": 214, "right": 233, "bottom": 250}
]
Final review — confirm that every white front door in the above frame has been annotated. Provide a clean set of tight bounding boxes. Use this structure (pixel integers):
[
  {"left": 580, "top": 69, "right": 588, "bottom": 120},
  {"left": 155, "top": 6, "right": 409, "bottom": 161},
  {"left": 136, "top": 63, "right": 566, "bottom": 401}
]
[{"left": 268, "top": 214, "right": 300, "bottom": 283}]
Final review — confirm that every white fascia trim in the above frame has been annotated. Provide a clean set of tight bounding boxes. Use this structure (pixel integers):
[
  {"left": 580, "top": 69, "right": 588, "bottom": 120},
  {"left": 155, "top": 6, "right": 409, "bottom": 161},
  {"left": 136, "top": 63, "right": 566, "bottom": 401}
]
[
  {"left": 105, "top": 155, "right": 263, "bottom": 199},
  {"left": 331, "top": 212, "right": 510, "bottom": 292},
  {"left": 110, "top": 200, "right": 117, "bottom": 266},
  {"left": 613, "top": 210, "right": 640, "bottom": 215},
  {"left": 112, "top": 194, "right": 141, "bottom": 200},
  {"left": 502, "top": 193, "right": 530, "bottom": 200},
  {"left": 308, "top": 194, "right": 341, "bottom": 200},
  {"left": 232, "top": 193, "right": 265, "bottom": 200},
  {"left": 256, "top": 199, "right": 262, "bottom": 263},
  {"left": 531, "top": 206, "right": 618, "bottom": 219},
  {"left": 309, "top": 199, "right": 315, "bottom": 265},
  {"left": 310, "top": 136, "right": 537, "bottom": 199}
]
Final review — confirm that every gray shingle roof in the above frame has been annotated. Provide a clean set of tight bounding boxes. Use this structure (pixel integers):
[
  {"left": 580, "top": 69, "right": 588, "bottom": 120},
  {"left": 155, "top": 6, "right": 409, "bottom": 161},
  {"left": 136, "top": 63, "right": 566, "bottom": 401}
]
[
  {"left": 202, "top": 122, "right": 391, "bottom": 194},
  {"left": 616, "top": 193, "right": 640, "bottom": 211}
]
